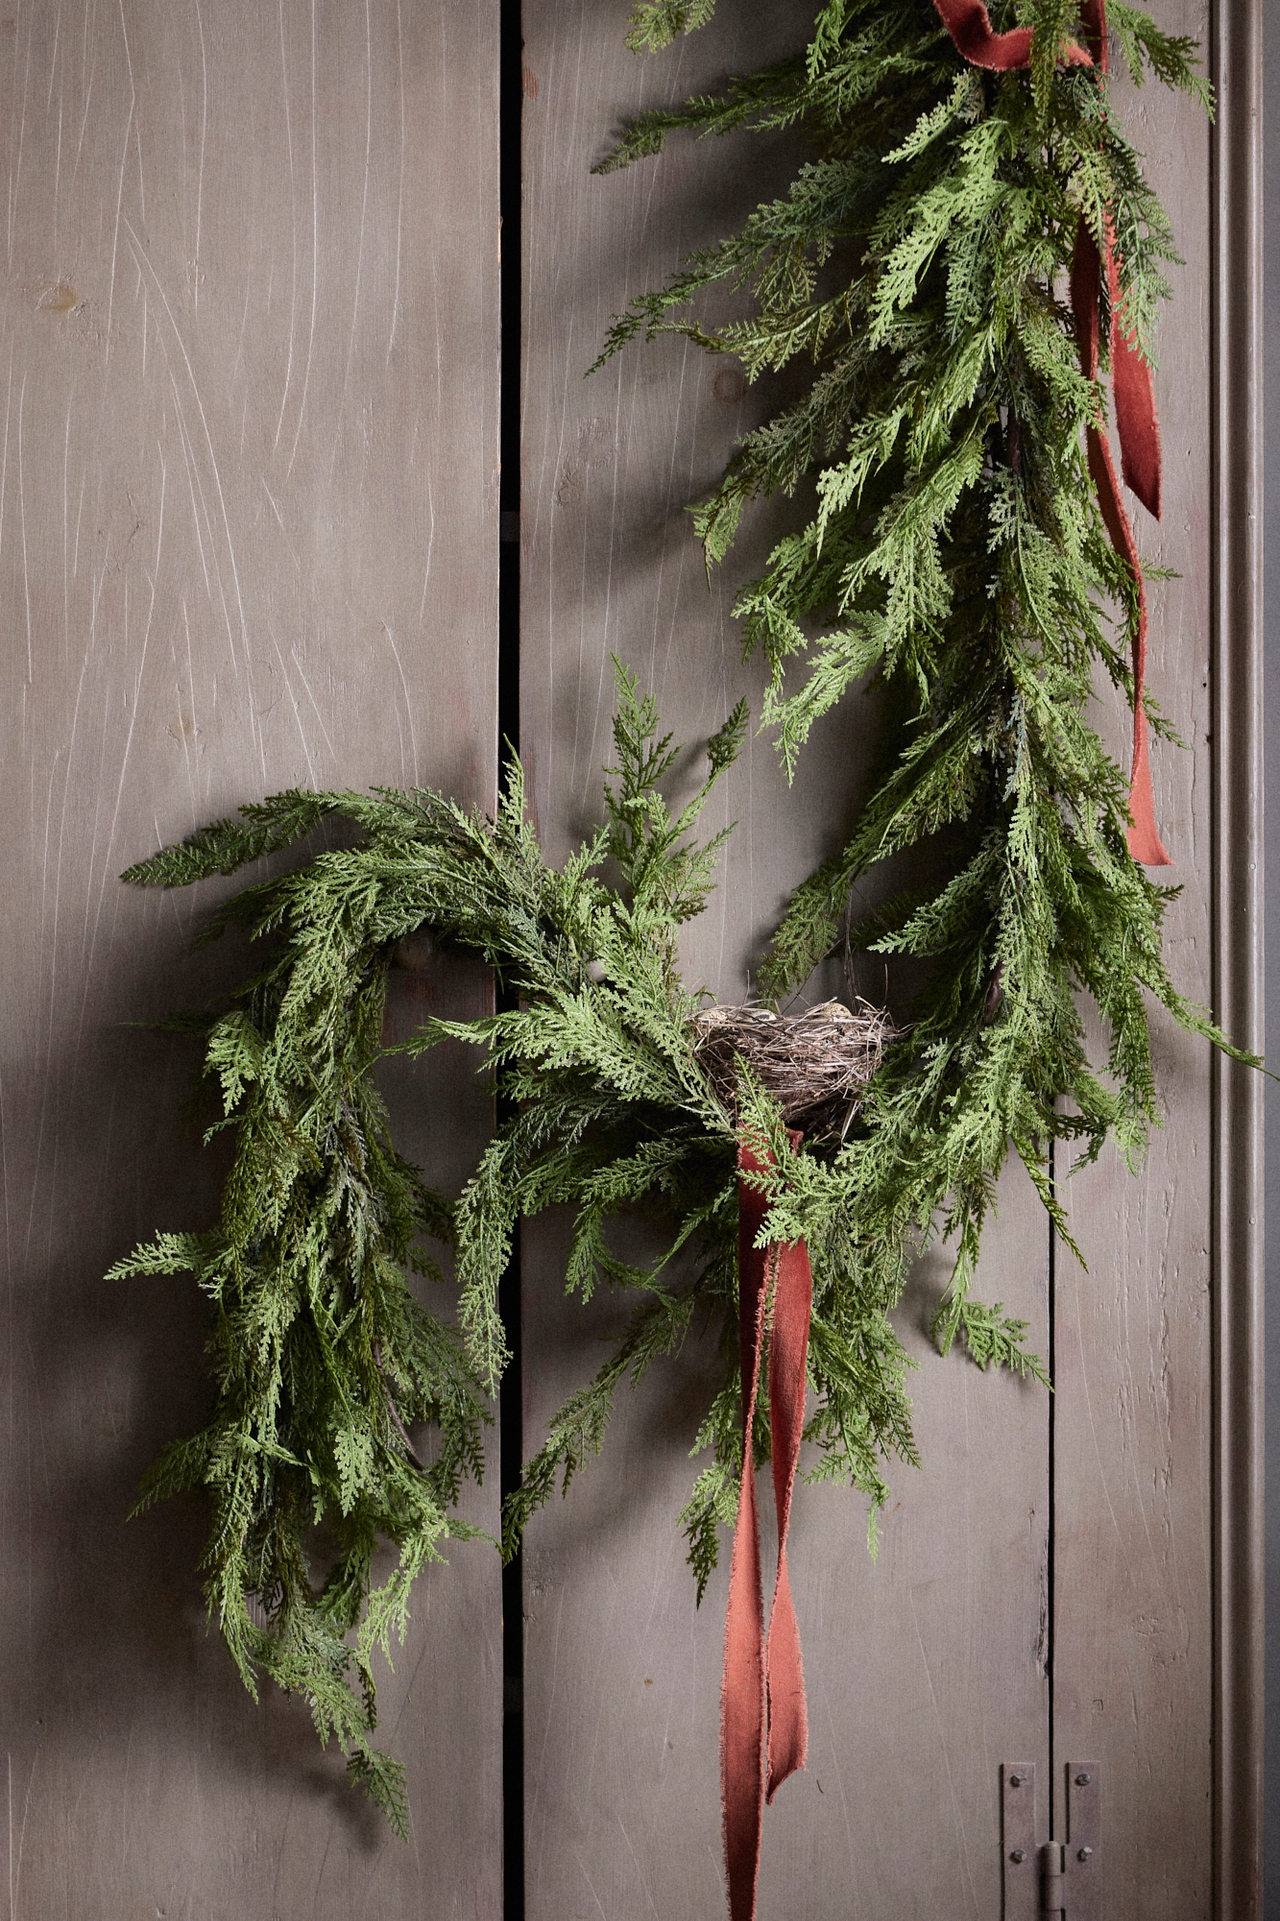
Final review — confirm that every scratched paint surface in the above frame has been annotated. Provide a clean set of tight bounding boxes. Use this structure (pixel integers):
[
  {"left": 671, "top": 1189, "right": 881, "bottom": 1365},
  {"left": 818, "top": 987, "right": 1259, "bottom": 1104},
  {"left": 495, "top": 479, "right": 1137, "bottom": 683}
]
[
  {"left": 0, "top": 4, "right": 500, "bottom": 1916},
  {"left": 518, "top": 7, "right": 1052, "bottom": 1913}
]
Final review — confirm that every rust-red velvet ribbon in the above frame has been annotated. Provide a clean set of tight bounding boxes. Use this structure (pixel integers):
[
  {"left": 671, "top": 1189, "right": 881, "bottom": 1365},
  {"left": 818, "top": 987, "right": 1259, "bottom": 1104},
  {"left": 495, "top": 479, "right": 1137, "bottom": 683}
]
[
  {"left": 722, "top": 1136, "right": 812, "bottom": 1921},
  {"left": 930, "top": 0, "right": 1171, "bottom": 865}
]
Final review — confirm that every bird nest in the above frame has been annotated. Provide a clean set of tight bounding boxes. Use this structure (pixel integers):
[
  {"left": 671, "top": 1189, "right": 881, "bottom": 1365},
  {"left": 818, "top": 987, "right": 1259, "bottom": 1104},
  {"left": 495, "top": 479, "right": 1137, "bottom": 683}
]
[{"left": 689, "top": 998, "right": 899, "bottom": 1142}]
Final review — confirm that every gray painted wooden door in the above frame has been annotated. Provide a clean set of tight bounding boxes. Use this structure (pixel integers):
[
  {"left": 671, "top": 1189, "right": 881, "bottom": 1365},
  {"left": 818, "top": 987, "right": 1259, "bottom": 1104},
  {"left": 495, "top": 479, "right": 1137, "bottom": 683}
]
[
  {"left": 0, "top": 4, "right": 501, "bottom": 1915},
  {"left": 0, "top": 1, "right": 1259, "bottom": 1916},
  {"left": 518, "top": 2, "right": 1259, "bottom": 1917}
]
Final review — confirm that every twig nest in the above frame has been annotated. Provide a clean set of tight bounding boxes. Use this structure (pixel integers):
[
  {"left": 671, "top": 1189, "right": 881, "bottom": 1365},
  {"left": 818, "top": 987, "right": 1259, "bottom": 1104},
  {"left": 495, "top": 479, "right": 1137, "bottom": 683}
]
[{"left": 690, "top": 997, "right": 898, "bottom": 1140}]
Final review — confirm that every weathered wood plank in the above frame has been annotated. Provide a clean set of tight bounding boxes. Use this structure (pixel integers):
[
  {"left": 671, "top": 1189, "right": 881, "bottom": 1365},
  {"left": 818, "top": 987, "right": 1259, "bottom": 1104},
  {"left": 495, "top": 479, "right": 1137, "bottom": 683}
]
[
  {"left": 0, "top": 3, "right": 501, "bottom": 1914},
  {"left": 1051, "top": 7, "right": 1217, "bottom": 1908},
  {"left": 521, "top": 1176, "right": 1049, "bottom": 1918},
  {"left": 1209, "top": 3, "right": 1264, "bottom": 1909},
  {"left": 519, "top": 5, "right": 1050, "bottom": 1911}
]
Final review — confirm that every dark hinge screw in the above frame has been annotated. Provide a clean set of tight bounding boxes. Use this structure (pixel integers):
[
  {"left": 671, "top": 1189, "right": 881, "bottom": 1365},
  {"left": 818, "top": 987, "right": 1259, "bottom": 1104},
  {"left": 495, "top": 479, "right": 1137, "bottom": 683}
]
[{"left": 1075, "top": 1772, "right": 1092, "bottom": 1786}]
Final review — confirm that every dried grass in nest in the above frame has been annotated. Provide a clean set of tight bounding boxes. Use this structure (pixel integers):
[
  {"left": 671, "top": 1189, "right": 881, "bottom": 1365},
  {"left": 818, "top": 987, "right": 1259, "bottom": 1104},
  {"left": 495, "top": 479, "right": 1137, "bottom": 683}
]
[{"left": 689, "top": 998, "right": 899, "bottom": 1142}]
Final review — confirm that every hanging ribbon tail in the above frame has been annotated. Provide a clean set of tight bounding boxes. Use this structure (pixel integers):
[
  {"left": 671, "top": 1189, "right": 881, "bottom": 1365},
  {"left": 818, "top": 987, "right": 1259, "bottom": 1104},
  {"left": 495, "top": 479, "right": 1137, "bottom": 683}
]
[
  {"left": 1106, "top": 235, "right": 1162, "bottom": 519},
  {"left": 1073, "top": 212, "right": 1170, "bottom": 864},
  {"left": 1085, "top": 426, "right": 1172, "bottom": 866},
  {"left": 764, "top": 1234, "right": 811, "bottom": 1802},
  {"left": 1071, "top": 218, "right": 1103, "bottom": 381},
  {"left": 1112, "top": 327, "right": 1162, "bottom": 518},
  {"left": 1079, "top": 0, "right": 1108, "bottom": 68},
  {"left": 723, "top": 1136, "right": 812, "bottom": 1921},
  {"left": 929, "top": 0, "right": 1089, "bottom": 70},
  {"left": 1072, "top": 213, "right": 1161, "bottom": 521},
  {"left": 1069, "top": 7, "right": 1160, "bottom": 517},
  {"left": 722, "top": 1330, "right": 765, "bottom": 1921},
  {"left": 1126, "top": 698, "right": 1168, "bottom": 868}
]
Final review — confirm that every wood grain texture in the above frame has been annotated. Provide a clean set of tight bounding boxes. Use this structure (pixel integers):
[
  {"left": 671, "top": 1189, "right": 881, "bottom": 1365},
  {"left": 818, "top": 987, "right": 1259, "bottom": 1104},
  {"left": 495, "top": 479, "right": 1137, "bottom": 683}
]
[
  {"left": 1051, "top": 7, "right": 1219, "bottom": 1910},
  {"left": 520, "top": 1180, "right": 1049, "bottom": 1919},
  {"left": 1209, "top": 3, "right": 1264, "bottom": 1913},
  {"left": 519, "top": 6, "right": 1050, "bottom": 1912},
  {"left": 0, "top": 3, "right": 501, "bottom": 1914}
]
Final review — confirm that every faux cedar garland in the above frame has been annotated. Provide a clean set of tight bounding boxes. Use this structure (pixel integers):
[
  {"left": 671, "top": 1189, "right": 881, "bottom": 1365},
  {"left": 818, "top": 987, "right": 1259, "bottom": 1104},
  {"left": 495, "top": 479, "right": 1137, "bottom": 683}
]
[
  {"left": 109, "top": 0, "right": 1254, "bottom": 1898},
  {"left": 591, "top": 0, "right": 1237, "bottom": 1544},
  {"left": 704, "top": 2, "right": 1166, "bottom": 1909},
  {"left": 112, "top": 671, "right": 989, "bottom": 1839}
]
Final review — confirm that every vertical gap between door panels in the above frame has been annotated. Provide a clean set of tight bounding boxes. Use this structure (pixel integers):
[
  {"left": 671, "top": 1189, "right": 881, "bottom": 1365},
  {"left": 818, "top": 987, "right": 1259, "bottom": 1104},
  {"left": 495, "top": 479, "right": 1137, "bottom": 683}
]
[
  {"left": 1047, "top": 1135, "right": 1058, "bottom": 1837},
  {"left": 497, "top": 1, "right": 524, "bottom": 1915}
]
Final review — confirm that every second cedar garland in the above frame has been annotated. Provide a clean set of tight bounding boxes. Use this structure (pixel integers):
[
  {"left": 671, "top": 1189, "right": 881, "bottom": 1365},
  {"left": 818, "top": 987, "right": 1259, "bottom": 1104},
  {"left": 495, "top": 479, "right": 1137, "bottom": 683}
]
[
  {"left": 111, "top": 0, "right": 1248, "bottom": 1886},
  {"left": 590, "top": 1, "right": 1229, "bottom": 1910},
  {"left": 593, "top": 3, "right": 1211, "bottom": 1233}
]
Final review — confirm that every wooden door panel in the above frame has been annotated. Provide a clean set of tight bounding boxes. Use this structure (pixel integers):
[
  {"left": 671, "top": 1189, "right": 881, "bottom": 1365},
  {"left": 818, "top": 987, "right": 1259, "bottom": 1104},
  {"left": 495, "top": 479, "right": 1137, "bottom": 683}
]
[
  {"left": 0, "top": 4, "right": 501, "bottom": 1913},
  {"left": 520, "top": 1170, "right": 1049, "bottom": 1919},
  {"left": 519, "top": 5, "right": 1050, "bottom": 1911},
  {"left": 0, "top": 1, "right": 1253, "bottom": 1913},
  {"left": 1051, "top": 8, "right": 1237, "bottom": 1912}
]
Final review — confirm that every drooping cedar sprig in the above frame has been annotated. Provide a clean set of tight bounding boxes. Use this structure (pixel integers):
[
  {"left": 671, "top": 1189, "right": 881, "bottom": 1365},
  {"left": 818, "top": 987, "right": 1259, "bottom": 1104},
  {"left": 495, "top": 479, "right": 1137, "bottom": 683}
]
[
  {"left": 595, "top": 0, "right": 1248, "bottom": 1345},
  {"left": 108, "top": 787, "right": 496, "bottom": 1837}
]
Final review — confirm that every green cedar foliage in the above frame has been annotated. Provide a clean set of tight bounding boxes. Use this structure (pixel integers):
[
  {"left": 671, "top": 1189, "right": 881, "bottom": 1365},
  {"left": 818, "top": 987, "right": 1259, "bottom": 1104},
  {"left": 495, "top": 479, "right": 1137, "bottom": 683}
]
[
  {"left": 109, "top": 786, "right": 493, "bottom": 1836},
  {"left": 594, "top": 0, "right": 1250, "bottom": 1331},
  {"left": 115, "top": 666, "right": 957, "bottom": 1826},
  {"left": 109, "top": 3, "right": 1256, "bottom": 1835}
]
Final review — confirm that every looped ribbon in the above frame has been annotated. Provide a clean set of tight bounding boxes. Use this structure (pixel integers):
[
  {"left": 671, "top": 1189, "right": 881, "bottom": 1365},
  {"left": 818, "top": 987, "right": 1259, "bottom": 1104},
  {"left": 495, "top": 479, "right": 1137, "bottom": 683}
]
[
  {"left": 721, "top": 1135, "right": 813, "bottom": 1921},
  {"left": 930, "top": 0, "right": 1171, "bottom": 865}
]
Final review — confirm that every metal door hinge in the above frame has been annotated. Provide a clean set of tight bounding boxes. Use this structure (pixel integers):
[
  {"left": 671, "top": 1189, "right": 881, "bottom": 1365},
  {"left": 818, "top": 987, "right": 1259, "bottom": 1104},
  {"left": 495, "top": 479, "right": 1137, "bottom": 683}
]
[{"left": 1001, "top": 1762, "right": 1102, "bottom": 1919}]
